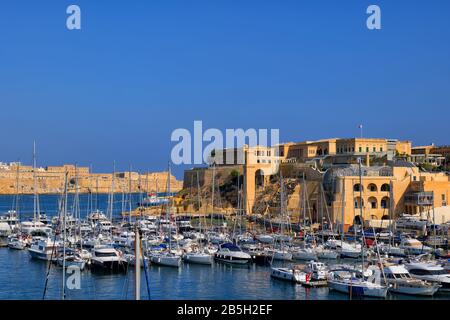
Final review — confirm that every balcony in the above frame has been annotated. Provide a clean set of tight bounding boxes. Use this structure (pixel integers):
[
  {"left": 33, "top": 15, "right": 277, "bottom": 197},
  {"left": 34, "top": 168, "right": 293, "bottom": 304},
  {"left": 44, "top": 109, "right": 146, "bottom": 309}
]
[{"left": 404, "top": 192, "right": 434, "bottom": 206}]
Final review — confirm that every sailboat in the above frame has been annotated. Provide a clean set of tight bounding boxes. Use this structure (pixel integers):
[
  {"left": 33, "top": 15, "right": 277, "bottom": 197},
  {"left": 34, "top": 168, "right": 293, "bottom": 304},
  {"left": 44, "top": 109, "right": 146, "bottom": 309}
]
[
  {"left": 183, "top": 171, "right": 214, "bottom": 265},
  {"left": 21, "top": 143, "right": 52, "bottom": 236},
  {"left": 149, "top": 162, "right": 182, "bottom": 268}
]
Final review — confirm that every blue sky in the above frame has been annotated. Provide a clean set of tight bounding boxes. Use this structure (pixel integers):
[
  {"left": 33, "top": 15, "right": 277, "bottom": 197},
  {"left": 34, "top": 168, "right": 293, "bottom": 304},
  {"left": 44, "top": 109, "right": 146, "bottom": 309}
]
[{"left": 0, "top": 0, "right": 449, "bottom": 178}]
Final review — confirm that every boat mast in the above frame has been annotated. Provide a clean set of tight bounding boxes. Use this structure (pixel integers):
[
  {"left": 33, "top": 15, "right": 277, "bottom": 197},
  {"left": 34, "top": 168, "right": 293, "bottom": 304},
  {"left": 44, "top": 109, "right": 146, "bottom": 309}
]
[
  {"left": 167, "top": 162, "right": 172, "bottom": 252},
  {"left": 128, "top": 166, "right": 132, "bottom": 225},
  {"left": 110, "top": 161, "right": 115, "bottom": 237},
  {"left": 32, "top": 141, "right": 40, "bottom": 225},
  {"left": 135, "top": 225, "right": 141, "bottom": 301},
  {"left": 14, "top": 161, "right": 21, "bottom": 229},
  {"left": 211, "top": 164, "right": 216, "bottom": 229},
  {"left": 358, "top": 158, "right": 365, "bottom": 270},
  {"left": 340, "top": 178, "right": 346, "bottom": 246},
  {"left": 62, "top": 171, "right": 69, "bottom": 300},
  {"left": 74, "top": 165, "right": 81, "bottom": 249}
]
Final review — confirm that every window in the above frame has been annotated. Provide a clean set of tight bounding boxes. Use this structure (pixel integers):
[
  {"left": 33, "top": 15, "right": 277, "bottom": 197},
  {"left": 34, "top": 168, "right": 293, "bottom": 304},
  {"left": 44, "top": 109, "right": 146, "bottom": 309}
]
[
  {"left": 380, "top": 147, "right": 383, "bottom": 152},
  {"left": 373, "top": 147, "right": 376, "bottom": 152},
  {"left": 366, "top": 147, "right": 369, "bottom": 152},
  {"left": 381, "top": 184, "right": 390, "bottom": 192},
  {"left": 381, "top": 197, "right": 390, "bottom": 209}
]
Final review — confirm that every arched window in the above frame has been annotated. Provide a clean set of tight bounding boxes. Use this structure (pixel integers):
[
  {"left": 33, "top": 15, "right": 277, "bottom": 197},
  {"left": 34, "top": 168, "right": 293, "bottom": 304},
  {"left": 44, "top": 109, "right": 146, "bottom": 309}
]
[
  {"left": 354, "top": 197, "right": 364, "bottom": 209},
  {"left": 368, "top": 183, "right": 378, "bottom": 192},
  {"left": 368, "top": 197, "right": 378, "bottom": 209},
  {"left": 353, "top": 184, "right": 363, "bottom": 192},
  {"left": 381, "top": 197, "right": 390, "bottom": 209},
  {"left": 381, "top": 184, "right": 390, "bottom": 192}
]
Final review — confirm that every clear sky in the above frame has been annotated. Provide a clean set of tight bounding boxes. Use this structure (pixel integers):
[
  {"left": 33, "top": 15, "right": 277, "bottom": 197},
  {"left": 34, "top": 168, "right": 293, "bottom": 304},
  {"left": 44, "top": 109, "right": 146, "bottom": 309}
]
[{"left": 0, "top": 0, "right": 449, "bottom": 178}]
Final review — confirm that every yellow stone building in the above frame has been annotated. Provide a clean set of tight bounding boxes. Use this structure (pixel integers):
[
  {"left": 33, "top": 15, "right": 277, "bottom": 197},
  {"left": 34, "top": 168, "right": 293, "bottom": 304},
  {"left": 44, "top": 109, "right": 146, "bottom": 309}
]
[{"left": 326, "top": 165, "right": 450, "bottom": 228}]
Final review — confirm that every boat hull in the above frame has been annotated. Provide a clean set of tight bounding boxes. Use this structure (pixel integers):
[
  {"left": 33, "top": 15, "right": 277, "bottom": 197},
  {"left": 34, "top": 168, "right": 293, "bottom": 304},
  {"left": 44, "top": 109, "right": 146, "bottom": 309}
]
[
  {"left": 329, "top": 280, "right": 387, "bottom": 298},
  {"left": 150, "top": 255, "right": 181, "bottom": 268},
  {"left": 90, "top": 260, "right": 128, "bottom": 273},
  {"left": 29, "top": 249, "right": 53, "bottom": 261},
  {"left": 214, "top": 254, "right": 251, "bottom": 265},
  {"left": 183, "top": 254, "right": 213, "bottom": 265}
]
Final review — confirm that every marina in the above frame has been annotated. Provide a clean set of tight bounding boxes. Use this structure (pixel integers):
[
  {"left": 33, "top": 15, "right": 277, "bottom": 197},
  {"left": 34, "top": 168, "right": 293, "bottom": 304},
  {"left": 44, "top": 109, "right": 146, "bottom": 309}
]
[{"left": 0, "top": 191, "right": 448, "bottom": 300}]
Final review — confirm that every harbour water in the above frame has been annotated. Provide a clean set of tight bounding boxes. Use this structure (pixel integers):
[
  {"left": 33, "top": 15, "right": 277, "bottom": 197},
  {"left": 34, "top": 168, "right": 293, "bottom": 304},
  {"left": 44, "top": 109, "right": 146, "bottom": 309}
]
[{"left": 0, "top": 195, "right": 448, "bottom": 300}]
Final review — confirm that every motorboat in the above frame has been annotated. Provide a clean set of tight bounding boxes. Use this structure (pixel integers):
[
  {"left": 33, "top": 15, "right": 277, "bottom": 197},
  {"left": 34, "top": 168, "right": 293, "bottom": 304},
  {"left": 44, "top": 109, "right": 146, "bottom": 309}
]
[
  {"left": 21, "top": 221, "right": 52, "bottom": 236},
  {"left": 183, "top": 249, "right": 214, "bottom": 265},
  {"left": 404, "top": 261, "right": 450, "bottom": 292},
  {"left": 291, "top": 247, "right": 318, "bottom": 261},
  {"left": 326, "top": 239, "right": 362, "bottom": 259},
  {"left": 383, "top": 264, "right": 440, "bottom": 296},
  {"left": 267, "top": 248, "right": 293, "bottom": 261},
  {"left": 242, "top": 244, "right": 271, "bottom": 265},
  {"left": 304, "top": 261, "right": 329, "bottom": 281},
  {"left": 214, "top": 243, "right": 252, "bottom": 265},
  {"left": 29, "top": 237, "right": 60, "bottom": 261},
  {"left": 378, "top": 243, "right": 406, "bottom": 257},
  {"left": 56, "top": 249, "right": 86, "bottom": 271},
  {"left": 328, "top": 267, "right": 388, "bottom": 298},
  {"left": 90, "top": 246, "right": 128, "bottom": 272},
  {"left": 400, "top": 238, "right": 433, "bottom": 256},
  {"left": 395, "top": 215, "right": 428, "bottom": 232},
  {"left": 7, "top": 235, "right": 27, "bottom": 250},
  {"left": 113, "top": 231, "right": 135, "bottom": 248},
  {"left": 149, "top": 250, "right": 182, "bottom": 268},
  {"left": 315, "top": 245, "right": 339, "bottom": 260},
  {"left": 0, "top": 210, "right": 20, "bottom": 232},
  {"left": 124, "top": 253, "right": 150, "bottom": 267},
  {"left": 271, "top": 266, "right": 308, "bottom": 283},
  {"left": 255, "top": 234, "right": 275, "bottom": 244}
]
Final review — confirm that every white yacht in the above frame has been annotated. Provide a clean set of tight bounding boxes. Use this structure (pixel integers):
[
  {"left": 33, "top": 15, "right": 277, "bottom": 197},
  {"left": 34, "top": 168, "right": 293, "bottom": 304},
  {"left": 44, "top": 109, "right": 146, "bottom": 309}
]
[
  {"left": 183, "top": 249, "right": 214, "bottom": 265},
  {"left": 267, "top": 248, "right": 293, "bottom": 261},
  {"left": 400, "top": 238, "right": 433, "bottom": 256},
  {"left": 149, "top": 250, "right": 182, "bottom": 268},
  {"left": 271, "top": 266, "right": 308, "bottom": 283},
  {"left": 304, "top": 261, "right": 329, "bottom": 281},
  {"left": 315, "top": 245, "right": 339, "bottom": 260},
  {"left": 404, "top": 261, "right": 450, "bottom": 292},
  {"left": 113, "top": 231, "right": 135, "bottom": 248},
  {"left": 378, "top": 243, "right": 406, "bottom": 257},
  {"left": 328, "top": 268, "right": 388, "bottom": 298},
  {"left": 0, "top": 210, "right": 20, "bottom": 231},
  {"left": 255, "top": 234, "right": 275, "bottom": 244},
  {"left": 56, "top": 249, "right": 87, "bottom": 271},
  {"left": 383, "top": 264, "right": 440, "bottom": 296},
  {"left": 395, "top": 215, "right": 428, "bottom": 232},
  {"left": 29, "top": 237, "right": 60, "bottom": 261},
  {"left": 214, "top": 243, "right": 252, "bottom": 265},
  {"left": 7, "top": 235, "right": 27, "bottom": 250},
  {"left": 291, "top": 247, "right": 318, "bottom": 261},
  {"left": 21, "top": 221, "right": 52, "bottom": 236},
  {"left": 90, "top": 246, "right": 127, "bottom": 272},
  {"left": 326, "top": 239, "right": 362, "bottom": 259}
]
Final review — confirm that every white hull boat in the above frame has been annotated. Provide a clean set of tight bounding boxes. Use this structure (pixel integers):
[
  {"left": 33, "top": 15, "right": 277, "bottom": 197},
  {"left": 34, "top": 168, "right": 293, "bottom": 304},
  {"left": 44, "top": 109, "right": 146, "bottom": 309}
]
[
  {"left": 183, "top": 252, "right": 214, "bottom": 265},
  {"left": 149, "top": 252, "right": 182, "bottom": 268}
]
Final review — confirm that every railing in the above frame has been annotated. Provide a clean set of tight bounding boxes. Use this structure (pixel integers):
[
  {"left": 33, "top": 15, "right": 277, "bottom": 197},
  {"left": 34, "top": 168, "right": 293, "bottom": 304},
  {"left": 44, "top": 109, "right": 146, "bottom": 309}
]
[{"left": 404, "top": 192, "right": 434, "bottom": 206}]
